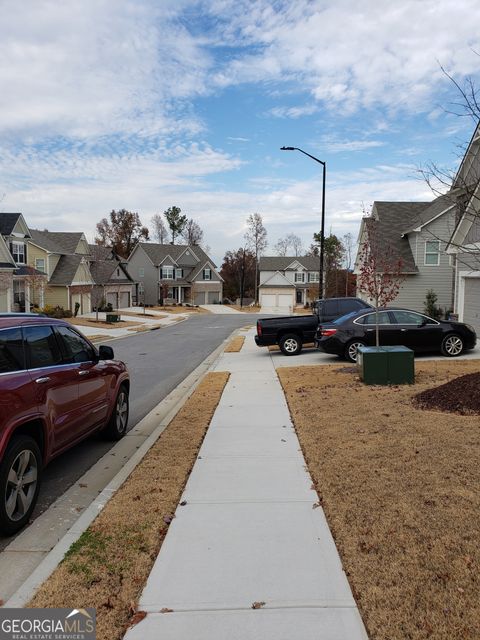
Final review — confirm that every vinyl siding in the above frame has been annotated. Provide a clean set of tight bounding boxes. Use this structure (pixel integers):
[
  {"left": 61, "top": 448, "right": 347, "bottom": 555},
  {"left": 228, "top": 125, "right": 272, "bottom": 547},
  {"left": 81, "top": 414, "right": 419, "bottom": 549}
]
[
  {"left": 128, "top": 245, "right": 159, "bottom": 305},
  {"left": 464, "top": 217, "right": 480, "bottom": 244},
  {"left": 72, "top": 262, "right": 93, "bottom": 284},
  {"left": 27, "top": 243, "right": 48, "bottom": 273},
  {"left": 393, "top": 215, "right": 455, "bottom": 313},
  {"left": 48, "top": 254, "right": 60, "bottom": 279}
]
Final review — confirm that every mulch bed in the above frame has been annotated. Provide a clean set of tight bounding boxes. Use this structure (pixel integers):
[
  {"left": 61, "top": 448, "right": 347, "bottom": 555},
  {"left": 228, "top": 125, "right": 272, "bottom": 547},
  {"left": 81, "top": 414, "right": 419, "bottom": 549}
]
[{"left": 414, "top": 372, "right": 480, "bottom": 415}]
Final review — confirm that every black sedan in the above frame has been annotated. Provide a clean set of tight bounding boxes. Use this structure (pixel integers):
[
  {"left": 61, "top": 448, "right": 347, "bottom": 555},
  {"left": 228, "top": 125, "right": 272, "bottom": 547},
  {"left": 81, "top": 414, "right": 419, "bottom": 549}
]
[{"left": 315, "top": 307, "right": 477, "bottom": 362}]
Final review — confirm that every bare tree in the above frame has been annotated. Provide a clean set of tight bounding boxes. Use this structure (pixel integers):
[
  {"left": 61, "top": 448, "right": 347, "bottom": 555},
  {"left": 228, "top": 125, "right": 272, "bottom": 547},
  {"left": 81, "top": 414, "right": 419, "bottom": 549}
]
[
  {"left": 357, "top": 221, "right": 405, "bottom": 347},
  {"left": 244, "top": 213, "right": 267, "bottom": 304},
  {"left": 181, "top": 219, "right": 204, "bottom": 246},
  {"left": 151, "top": 213, "right": 169, "bottom": 244},
  {"left": 274, "top": 233, "right": 303, "bottom": 256},
  {"left": 342, "top": 232, "right": 354, "bottom": 296}
]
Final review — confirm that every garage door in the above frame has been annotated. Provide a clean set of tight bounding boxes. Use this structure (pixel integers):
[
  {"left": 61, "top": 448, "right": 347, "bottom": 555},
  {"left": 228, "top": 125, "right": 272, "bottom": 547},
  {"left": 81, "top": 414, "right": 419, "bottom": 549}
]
[
  {"left": 260, "top": 291, "right": 293, "bottom": 314},
  {"left": 207, "top": 291, "right": 220, "bottom": 304},
  {"left": 82, "top": 293, "right": 91, "bottom": 314},
  {"left": 463, "top": 278, "right": 480, "bottom": 336},
  {"left": 119, "top": 291, "right": 130, "bottom": 308},
  {"left": 278, "top": 294, "right": 293, "bottom": 308},
  {"left": 194, "top": 291, "right": 206, "bottom": 305},
  {"left": 260, "top": 293, "right": 276, "bottom": 308}
]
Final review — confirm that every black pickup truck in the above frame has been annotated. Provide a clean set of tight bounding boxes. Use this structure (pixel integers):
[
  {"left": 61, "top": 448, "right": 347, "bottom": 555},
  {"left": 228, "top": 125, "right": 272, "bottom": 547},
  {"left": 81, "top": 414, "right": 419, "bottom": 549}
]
[{"left": 255, "top": 297, "right": 372, "bottom": 355}]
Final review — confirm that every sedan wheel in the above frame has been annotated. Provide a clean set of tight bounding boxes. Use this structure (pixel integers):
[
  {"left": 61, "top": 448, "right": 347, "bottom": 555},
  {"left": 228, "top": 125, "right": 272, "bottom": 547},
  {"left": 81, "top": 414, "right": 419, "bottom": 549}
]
[
  {"left": 441, "top": 334, "right": 464, "bottom": 357},
  {"left": 345, "top": 340, "right": 366, "bottom": 363},
  {"left": 0, "top": 436, "right": 41, "bottom": 535}
]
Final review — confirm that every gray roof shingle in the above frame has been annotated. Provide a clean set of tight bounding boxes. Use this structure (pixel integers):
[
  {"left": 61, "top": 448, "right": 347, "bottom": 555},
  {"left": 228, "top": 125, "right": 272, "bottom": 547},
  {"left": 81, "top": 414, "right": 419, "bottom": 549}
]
[
  {"left": 258, "top": 256, "right": 320, "bottom": 271},
  {"left": 0, "top": 213, "right": 24, "bottom": 236},
  {"left": 49, "top": 255, "right": 84, "bottom": 285},
  {"left": 30, "top": 229, "right": 88, "bottom": 255},
  {"left": 137, "top": 243, "right": 217, "bottom": 269}
]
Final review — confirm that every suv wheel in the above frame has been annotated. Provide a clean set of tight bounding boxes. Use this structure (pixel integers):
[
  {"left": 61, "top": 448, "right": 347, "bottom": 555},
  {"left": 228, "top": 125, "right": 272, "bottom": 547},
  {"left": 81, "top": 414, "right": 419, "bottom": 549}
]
[
  {"left": 279, "top": 334, "right": 302, "bottom": 356},
  {"left": 345, "top": 340, "right": 366, "bottom": 363},
  {"left": 103, "top": 385, "right": 129, "bottom": 440},
  {"left": 0, "top": 436, "right": 42, "bottom": 536}
]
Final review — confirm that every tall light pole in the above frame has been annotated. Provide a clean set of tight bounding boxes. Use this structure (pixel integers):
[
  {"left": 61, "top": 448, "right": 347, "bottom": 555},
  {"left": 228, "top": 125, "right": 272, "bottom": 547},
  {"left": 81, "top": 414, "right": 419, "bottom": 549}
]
[{"left": 280, "top": 146, "right": 326, "bottom": 300}]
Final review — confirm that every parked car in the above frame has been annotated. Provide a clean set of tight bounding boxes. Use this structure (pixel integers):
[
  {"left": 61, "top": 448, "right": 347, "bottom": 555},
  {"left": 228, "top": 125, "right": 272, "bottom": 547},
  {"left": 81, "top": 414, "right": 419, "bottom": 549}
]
[
  {"left": 0, "top": 313, "right": 130, "bottom": 535},
  {"left": 315, "top": 307, "right": 477, "bottom": 362},
  {"left": 255, "top": 297, "right": 372, "bottom": 355}
]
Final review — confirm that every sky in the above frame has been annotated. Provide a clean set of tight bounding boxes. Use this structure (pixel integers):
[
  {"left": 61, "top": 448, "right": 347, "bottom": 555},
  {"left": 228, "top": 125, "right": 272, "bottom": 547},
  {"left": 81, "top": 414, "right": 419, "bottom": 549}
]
[{"left": 1, "top": 0, "right": 480, "bottom": 265}]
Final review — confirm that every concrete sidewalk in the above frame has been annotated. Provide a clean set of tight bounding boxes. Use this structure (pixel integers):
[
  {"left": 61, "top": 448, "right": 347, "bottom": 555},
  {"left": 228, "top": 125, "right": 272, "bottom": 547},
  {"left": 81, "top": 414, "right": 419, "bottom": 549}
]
[{"left": 124, "top": 327, "right": 368, "bottom": 640}]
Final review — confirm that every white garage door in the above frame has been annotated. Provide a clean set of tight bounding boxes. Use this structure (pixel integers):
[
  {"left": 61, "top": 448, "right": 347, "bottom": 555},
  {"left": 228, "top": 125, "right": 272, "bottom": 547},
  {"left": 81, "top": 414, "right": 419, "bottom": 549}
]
[
  {"left": 260, "top": 293, "right": 276, "bottom": 308},
  {"left": 463, "top": 277, "right": 480, "bottom": 336},
  {"left": 194, "top": 291, "right": 206, "bottom": 305},
  {"left": 260, "top": 291, "right": 293, "bottom": 314},
  {"left": 278, "top": 294, "right": 293, "bottom": 308},
  {"left": 82, "top": 293, "right": 91, "bottom": 314}
]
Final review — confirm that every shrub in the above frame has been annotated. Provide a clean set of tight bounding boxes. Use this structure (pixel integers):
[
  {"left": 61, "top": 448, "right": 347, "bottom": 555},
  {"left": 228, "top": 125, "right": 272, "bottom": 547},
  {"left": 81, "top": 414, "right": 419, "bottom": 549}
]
[{"left": 424, "top": 289, "right": 442, "bottom": 320}]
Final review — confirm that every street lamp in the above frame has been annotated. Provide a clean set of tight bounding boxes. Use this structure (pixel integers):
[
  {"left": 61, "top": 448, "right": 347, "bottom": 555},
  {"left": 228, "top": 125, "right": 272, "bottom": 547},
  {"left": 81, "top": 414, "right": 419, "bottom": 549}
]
[{"left": 280, "top": 146, "right": 326, "bottom": 299}]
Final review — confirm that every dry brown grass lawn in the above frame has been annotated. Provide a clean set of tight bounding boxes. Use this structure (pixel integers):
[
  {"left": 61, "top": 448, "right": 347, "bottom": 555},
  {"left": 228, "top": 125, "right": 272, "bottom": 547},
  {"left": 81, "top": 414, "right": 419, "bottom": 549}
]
[
  {"left": 278, "top": 360, "right": 480, "bottom": 640},
  {"left": 224, "top": 336, "right": 245, "bottom": 352},
  {"left": 230, "top": 304, "right": 261, "bottom": 312},
  {"left": 67, "top": 317, "right": 140, "bottom": 329},
  {"left": 29, "top": 372, "right": 229, "bottom": 640}
]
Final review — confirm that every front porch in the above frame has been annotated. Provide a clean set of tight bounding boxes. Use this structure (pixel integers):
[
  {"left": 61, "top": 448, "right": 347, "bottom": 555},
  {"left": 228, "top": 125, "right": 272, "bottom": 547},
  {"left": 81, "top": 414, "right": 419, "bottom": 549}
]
[{"left": 158, "top": 284, "right": 192, "bottom": 305}]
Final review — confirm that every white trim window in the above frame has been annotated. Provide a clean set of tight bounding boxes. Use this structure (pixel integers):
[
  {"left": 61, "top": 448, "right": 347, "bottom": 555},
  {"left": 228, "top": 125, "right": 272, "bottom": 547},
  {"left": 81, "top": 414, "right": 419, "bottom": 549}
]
[
  {"left": 176, "top": 268, "right": 183, "bottom": 280},
  {"left": 35, "top": 258, "right": 46, "bottom": 273},
  {"left": 308, "top": 272, "right": 319, "bottom": 283},
  {"left": 162, "top": 265, "right": 174, "bottom": 279},
  {"left": 138, "top": 282, "right": 144, "bottom": 294},
  {"left": 203, "top": 268, "right": 211, "bottom": 281},
  {"left": 294, "top": 272, "right": 305, "bottom": 283},
  {"left": 12, "top": 242, "right": 25, "bottom": 264},
  {"left": 139, "top": 268, "right": 145, "bottom": 278},
  {"left": 425, "top": 240, "right": 440, "bottom": 266}
]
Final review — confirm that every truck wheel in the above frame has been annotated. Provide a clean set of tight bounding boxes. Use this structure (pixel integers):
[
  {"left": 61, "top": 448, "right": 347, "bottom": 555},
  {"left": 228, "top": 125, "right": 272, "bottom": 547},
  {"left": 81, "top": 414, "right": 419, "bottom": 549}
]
[
  {"left": 0, "top": 436, "right": 42, "bottom": 536},
  {"left": 279, "top": 334, "right": 302, "bottom": 356}
]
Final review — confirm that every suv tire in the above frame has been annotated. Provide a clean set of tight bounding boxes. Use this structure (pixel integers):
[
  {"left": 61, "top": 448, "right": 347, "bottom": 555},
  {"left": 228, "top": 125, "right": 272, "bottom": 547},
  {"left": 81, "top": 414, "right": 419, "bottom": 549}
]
[
  {"left": 103, "top": 385, "right": 129, "bottom": 440},
  {"left": 279, "top": 333, "right": 302, "bottom": 356},
  {"left": 0, "top": 435, "right": 42, "bottom": 536}
]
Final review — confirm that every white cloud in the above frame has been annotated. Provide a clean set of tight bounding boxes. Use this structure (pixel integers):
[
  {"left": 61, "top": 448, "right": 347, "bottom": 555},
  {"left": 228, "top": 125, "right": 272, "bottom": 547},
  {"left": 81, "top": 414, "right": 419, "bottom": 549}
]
[
  {"left": 267, "top": 104, "right": 318, "bottom": 119},
  {"left": 319, "top": 137, "right": 385, "bottom": 153}
]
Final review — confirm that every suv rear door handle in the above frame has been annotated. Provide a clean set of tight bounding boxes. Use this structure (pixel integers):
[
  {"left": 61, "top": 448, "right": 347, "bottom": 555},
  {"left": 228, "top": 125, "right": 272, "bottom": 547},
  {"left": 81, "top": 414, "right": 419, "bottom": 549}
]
[
  {"left": 35, "top": 377, "right": 51, "bottom": 383},
  {"left": 78, "top": 370, "right": 90, "bottom": 376}
]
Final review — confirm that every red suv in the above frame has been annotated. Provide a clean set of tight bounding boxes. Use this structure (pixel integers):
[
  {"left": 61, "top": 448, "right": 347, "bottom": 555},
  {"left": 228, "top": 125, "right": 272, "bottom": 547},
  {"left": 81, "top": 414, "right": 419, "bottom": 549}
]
[{"left": 0, "top": 314, "right": 130, "bottom": 535}]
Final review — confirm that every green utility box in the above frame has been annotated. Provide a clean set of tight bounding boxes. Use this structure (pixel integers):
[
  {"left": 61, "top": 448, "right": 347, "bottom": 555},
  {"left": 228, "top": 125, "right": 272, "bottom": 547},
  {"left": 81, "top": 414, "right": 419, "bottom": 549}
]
[
  {"left": 106, "top": 314, "right": 121, "bottom": 323},
  {"left": 357, "top": 346, "right": 414, "bottom": 385}
]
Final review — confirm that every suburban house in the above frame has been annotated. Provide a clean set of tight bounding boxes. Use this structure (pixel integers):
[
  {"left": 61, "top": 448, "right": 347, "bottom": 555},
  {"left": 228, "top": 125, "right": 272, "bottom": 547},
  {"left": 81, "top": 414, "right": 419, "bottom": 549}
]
[
  {"left": 0, "top": 213, "right": 47, "bottom": 313},
  {"left": 446, "top": 121, "right": 480, "bottom": 335},
  {"left": 127, "top": 243, "right": 223, "bottom": 305},
  {"left": 28, "top": 229, "right": 94, "bottom": 314},
  {"left": 88, "top": 245, "right": 135, "bottom": 309},
  {"left": 355, "top": 196, "right": 457, "bottom": 314},
  {"left": 258, "top": 256, "right": 320, "bottom": 313}
]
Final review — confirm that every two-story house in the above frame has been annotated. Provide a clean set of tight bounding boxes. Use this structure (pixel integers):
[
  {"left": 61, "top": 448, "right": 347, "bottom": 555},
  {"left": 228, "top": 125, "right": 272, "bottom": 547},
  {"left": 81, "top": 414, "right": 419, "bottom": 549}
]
[
  {"left": 88, "top": 245, "right": 135, "bottom": 309},
  {"left": 258, "top": 256, "right": 321, "bottom": 313},
  {"left": 128, "top": 243, "right": 223, "bottom": 305},
  {"left": 446, "top": 121, "right": 480, "bottom": 335},
  {"left": 28, "top": 229, "right": 94, "bottom": 314},
  {"left": 355, "top": 196, "right": 457, "bottom": 314},
  {"left": 0, "top": 213, "right": 46, "bottom": 312}
]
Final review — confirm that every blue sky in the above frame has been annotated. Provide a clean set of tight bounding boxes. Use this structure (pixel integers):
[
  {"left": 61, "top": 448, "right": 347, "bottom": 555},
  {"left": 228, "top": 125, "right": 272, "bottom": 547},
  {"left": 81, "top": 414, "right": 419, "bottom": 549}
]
[{"left": 1, "top": 0, "right": 480, "bottom": 263}]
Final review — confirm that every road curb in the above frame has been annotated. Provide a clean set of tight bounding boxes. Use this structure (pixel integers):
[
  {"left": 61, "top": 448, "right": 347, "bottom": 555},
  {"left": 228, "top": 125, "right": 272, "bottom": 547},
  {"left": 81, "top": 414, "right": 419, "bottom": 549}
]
[{"left": 4, "top": 328, "right": 237, "bottom": 608}]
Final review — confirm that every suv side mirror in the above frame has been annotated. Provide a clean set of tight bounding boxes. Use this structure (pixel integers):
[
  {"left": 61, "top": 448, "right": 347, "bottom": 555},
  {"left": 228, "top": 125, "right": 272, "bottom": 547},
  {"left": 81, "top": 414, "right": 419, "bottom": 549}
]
[{"left": 98, "top": 345, "right": 114, "bottom": 360}]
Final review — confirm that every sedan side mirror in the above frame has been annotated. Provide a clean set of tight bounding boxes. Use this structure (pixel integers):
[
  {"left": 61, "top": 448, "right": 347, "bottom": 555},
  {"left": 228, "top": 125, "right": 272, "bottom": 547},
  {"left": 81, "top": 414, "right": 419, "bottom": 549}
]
[{"left": 98, "top": 345, "right": 114, "bottom": 360}]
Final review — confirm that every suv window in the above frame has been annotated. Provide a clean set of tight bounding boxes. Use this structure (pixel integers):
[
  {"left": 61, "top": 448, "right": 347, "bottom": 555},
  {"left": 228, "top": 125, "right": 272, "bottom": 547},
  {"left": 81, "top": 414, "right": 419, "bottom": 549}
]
[
  {"left": 321, "top": 300, "right": 338, "bottom": 316},
  {"left": 338, "top": 299, "right": 362, "bottom": 314},
  {"left": 55, "top": 326, "right": 95, "bottom": 363},
  {"left": 24, "top": 325, "right": 63, "bottom": 369},
  {"left": 391, "top": 310, "right": 435, "bottom": 325},
  {"left": 0, "top": 328, "right": 25, "bottom": 373}
]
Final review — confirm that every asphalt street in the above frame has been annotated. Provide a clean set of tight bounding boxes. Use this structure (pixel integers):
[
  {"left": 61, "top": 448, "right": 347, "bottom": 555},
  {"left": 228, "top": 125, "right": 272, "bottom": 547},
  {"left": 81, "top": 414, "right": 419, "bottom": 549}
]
[{"left": 0, "top": 313, "right": 262, "bottom": 550}]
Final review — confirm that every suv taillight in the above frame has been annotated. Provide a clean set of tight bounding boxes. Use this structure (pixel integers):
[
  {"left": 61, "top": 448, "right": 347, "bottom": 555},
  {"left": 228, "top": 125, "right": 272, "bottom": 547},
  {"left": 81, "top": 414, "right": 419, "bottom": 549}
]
[
  {"left": 321, "top": 328, "right": 337, "bottom": 337},
  {"left": 257, "top": 321, "right": 262, "bottom": 336}
]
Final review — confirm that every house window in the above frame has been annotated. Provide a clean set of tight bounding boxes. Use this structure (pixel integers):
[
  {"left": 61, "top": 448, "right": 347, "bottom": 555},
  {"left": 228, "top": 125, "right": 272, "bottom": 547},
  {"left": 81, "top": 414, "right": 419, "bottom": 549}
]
[
  {"left": 13, "top": 280, "right": 25, "bottom": 303},
  {"left": 425, "top": 240, "right": 440, "bottom": 265},
  {"left": 294, "top": 272, "right": 305, "bottom": 283},
  {"left": 162, "top": 266, "right": 174, "bottom": 279},
  {"left": 139, "top": 268, "right": 145, "bottom": 278},
  {"left": 116, "top": 268, "right": 120, "bottom": 277},
  {"left": 203, "top": 268, "right": 211, "bottom": 281},
  {"left": 138, "top": 282, "right": 144, "bottom": 294},
  {"left": 35, "top": 258, "right": 46, "bottom": 273},
  {"left": 12, "top": 242, "right": 25, "bottom": 264},
  {"left": 176, "top": 268, "right": 183, "bottom": 279},
  {"left": 308, "top": 272, "right": 319, "bottom": 282}
]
